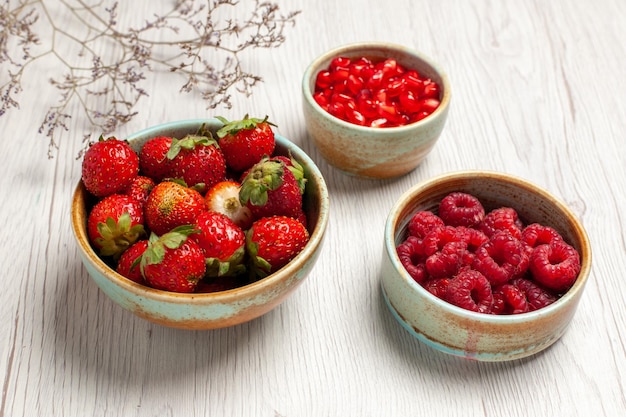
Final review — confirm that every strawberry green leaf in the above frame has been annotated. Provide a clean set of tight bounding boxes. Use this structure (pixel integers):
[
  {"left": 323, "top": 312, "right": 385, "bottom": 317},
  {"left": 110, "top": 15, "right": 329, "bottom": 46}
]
[{"left": 215, "top": 114, "right": 275, "bottom": 138}]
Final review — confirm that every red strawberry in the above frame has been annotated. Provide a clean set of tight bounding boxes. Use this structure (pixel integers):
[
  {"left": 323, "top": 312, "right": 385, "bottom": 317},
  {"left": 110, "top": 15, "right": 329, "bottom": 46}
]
[
  {"left": 239, "top": 157, "right": 303, "bottom": 220},
  {"left": 139, "top": 136, "right": 174, "bottom": 182},
  {"left": 139, "top": 226, "right": 206, "bottom": 293},
  {"left": 87, "top": 194, "right": 145, "bottom": 259},
  {"left": 82, "top": 136, "right": 139, "bottom": 198},
  {"left": 116, "top": 240, "right": 149, "bottom": 284},
  {"left": 204, "top": 180, "right": 254, "bottom": 230},
  {"left": 144, "top": 181, "right": 208, "bottom": 236},
  {"left": 216, "top": 115, "right": 276, "bottom": 172},
  {"left": 192, "top": 211, "right": 246, "bottom": 277},
  {"left": 246, "top": 216, "right": 309, "bottom": 278},
  {"left": 166, "top": 134, "right": 227, "bottom": 194},
  {"left": 125, "top": 175, "right": 155, "bottom": 206}
]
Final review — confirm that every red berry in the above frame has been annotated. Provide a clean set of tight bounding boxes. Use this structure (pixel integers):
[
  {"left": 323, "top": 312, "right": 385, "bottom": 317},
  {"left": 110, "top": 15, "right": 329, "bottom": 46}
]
[
  {"left": 529, "top": 241, "right": 580, "bottom": 292},
  {"left": 139, "top": 136, "right": 174, "bottom": 182},
  {"left": 472, "top": 232, "right": 529, "bottom": 286},
  {"left": 521, "top": 223, "right": 563, "bottom": 249},
  {"left": 407, "top": 210, "right": 444, "bottom": 239},
  {"left": 421, "top": 226, "right": 461, "bottom": 257},
  {"left": 216, "top": 115, "right": 276, "bottom": 173},
  {"left": 425, "top": 241, "right": 469, "bottom": 278},
  {"left": 144, "top": 181, "right": 208, "bottom": 236},
  {"left": 166, "top": 134, "right": 227, "bottom": 194},
  {"left": 438, "top": 192, "right": 485, "bottom": 228},
  {"left": 445, "top": 269, "right": 494, "bottom": 314},
  {"left": 397, "top": 236, "right": 428, "bottom": 283},
  {"left": 116, "top": 240, "right": 149, "bottom": 284},
  {"left": 510, "top": 277, "right": 558, "bottom": 310},
  {"left": 82, "top": 136, "right": 139, "bottom": 198},
  {"left": 246, "top": 216, "right": 309, "bottom": 278},
  {"left": 87, "top": 194, "right": 145, "bottom": 259},
  {"left": 492, "top": 283, "right": 529, "bottom": 315},
  {"left": 192, "top": 211, "right": 246, "bottom": 278},
  {"left": 480, "top": 207, "right": 524, "bottom": 239},
  {"left": 140, "top": 226, "right": 206, "bottom": 293},
  {"left": 423, "top": 277, "right": 452, "bottom": 300},
  {"left": 125, "top": 175, "right": 155, "bottom": 206}
]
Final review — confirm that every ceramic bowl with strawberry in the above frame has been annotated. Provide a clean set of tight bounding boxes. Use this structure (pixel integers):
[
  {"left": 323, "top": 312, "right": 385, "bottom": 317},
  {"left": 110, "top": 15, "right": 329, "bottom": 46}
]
[
  {"left": 71, "top": 118, "right": 330, "bottom": 330},
  {"left": 302, "top": 42, "right": 451, "bottom": 179},
  {"left": 380, "top": 171, "right": 592, "bottom": 361}
]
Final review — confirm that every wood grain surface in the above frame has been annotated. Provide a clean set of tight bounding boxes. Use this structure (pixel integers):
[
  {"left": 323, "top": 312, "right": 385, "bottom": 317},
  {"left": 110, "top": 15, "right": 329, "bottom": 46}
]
[{"left": 1, "top": 0, "right": 624, "bottom": 416}]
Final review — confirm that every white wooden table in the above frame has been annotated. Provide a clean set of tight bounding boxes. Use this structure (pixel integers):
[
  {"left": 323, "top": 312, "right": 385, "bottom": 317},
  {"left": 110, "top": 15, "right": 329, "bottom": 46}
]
[{"left": 1, "top": 1, "right": 624, "bottom": 416}]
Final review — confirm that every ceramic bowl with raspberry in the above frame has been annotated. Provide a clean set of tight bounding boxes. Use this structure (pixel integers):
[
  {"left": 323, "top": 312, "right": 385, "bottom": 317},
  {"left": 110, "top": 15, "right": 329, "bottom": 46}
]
[
  {"left": 380, "top": 171, "right": 592, "bottom": 361},
  {"left": 302, "top": 42, "right": 451, "bottom": 179},
  {"left": 71, "top": 119, "right": 330, "bottom": 330}
]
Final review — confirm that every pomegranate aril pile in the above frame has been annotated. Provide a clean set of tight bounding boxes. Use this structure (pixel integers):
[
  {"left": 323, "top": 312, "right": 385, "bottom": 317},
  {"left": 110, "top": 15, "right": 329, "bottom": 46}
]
[
  {"left": 396, "top": 192, "right": 581, "bottom": 315},
  {"left": 313, "top": 56, "right": 441, "bottom": 128}
]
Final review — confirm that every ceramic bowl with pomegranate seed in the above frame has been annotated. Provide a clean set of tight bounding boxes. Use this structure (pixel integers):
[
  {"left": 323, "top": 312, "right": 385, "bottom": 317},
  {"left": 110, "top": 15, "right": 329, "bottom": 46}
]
[
  {"left": 71, "top": 119, "right": 330, "bottom": 330},
  {"left": 380, "top": 171, "right": 592, "bottom": 361},
  {"left": 302, "top": 42, "right": 451, "bottom": 179}
]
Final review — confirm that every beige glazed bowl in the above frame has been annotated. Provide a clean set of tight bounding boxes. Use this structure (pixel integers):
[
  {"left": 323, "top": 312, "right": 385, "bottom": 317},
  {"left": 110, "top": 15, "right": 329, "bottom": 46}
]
[
  {"left": 71, "top": 119, "right": 330, "bottom": 330},
  {"left": 302, "top": 42, "right": 451, "bottom": 179},
  {"left": 381, "top": 171, "right": 592, "bottom": 361}
]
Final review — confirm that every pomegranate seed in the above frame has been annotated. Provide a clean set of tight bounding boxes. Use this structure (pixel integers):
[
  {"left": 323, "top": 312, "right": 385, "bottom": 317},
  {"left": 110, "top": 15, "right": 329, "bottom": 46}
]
[
  {"left": 315, "top": 70, "right": 332, "bottom": 90},
  {"left": 329, "top": 56, "right": 351, "bottom": 71},
  {"left": 423, "top": 81, "right": 440, "bottom": 99},
  {"left": 313, "top": 92, "right": 329, "bottom": 109},
  {"left": 398, "top": 90, "right": 422, "bottom": 114},
  {"left": 386, "top": 78, "right": 406, "bottom": 97},
  {"left": 331, "top": 68, "right": 350, "bottom": 84},
  {"left": 420, "top": 98, "right": 441, "bottom": 114},
  {"left": 346, "top": 74, "right": 364, "bottom": 95},
  {"left": 345, "top": 109, "right": 367, "bottom": 126}
]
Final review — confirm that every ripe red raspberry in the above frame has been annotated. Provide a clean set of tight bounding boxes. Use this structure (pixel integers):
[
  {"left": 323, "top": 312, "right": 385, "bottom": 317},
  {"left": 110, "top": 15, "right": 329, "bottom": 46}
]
[
  {"left": 472, "top": 231, "right": 530, "bottom": 286},
  {"left": 397, "top": 236, "right": 428, "bottom": 283},
  {"left": 521, "top": 223, "right": 563, "bottom": 249},
  {"left": 423, "top": 277, "right": 451, "bottom": 300},
  {"left": 510, "top": 277, "right": 557, "bottom": 310},
  {"left": 421, "top": 226, "right": 461, "bottom": 257},
  {"left": 408, "top": 210, "right": 444, "bottom": 239},
  {"left": 492, "top": 283, "right": 529, "bottom": 315},
  {"left": 445, "top": 269, "right": 494, "bottom": 314},
  {"left": 438, "top": 192, "right": 485, "bottom": 228},
  {"left": 529, "top": 241, "right": 580, "bottom": 292},
  {"left": 456, "top": 226, "right": 489, "bottom": 253},
  {"left": 480, "top": 207, "right": 523, "bottom": 239},
  {"left": 425, "top": 241, "right": 469, "bottom": 278}
]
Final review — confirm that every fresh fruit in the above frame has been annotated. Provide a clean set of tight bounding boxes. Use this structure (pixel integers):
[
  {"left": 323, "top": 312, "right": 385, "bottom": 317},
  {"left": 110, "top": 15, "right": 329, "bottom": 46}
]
[
  {"left": 529, "top": 240, "right": 581, "bottom": 292},
  {"left": 407, "top": 210, "right": 444, "bottom": 239},
  {"left": 397, "top": 235, "right": 427, "bottom": 283},
  {"left": 472, "top": 231, "right": 530, "bottom": 286},
  {"left": 479, "top": 207, "right": 523, "bottom": 239},
  {"left": 144, "top": 181, "right": 208, "bottom": 236},
  {"left": 438, "top": 192, "right": 485, "bottom": 228},
  {"left": 216, "top": 115, "right": 276, "bottom": 172},
  {"left": 492, "top": 283, "right": 529, "bottom": 315},
  {"left": 87, "top": 194, "right": 145, "bottom": 259},
  {"left": 239, "top": 157, "right": 303, "bottom": 220},
  {"left": 204, "top": 180, "right": 254, "bottom": 230},
  {"left": 139, "top": 226, "right": 206, "bottom": 293},
  {"left": 246, "top": 216, "right": 309, "bottom": 278},
  {"left": 138, "top": 136, "right": 174, "bottom": 182},
  {"left": 165, "top": 134, "right": 227, "bottom": 193},
  {"left": 192, "top": 211, "right": 246, "bottom": 278},
  {"left": 81, "top": 136, "right": 139, "bottom": 198},
  {"left": 395, "top": 191, "right": 581, "bottom": 314},
  {"left": 116, "top": 240, "right": 149, "bottom": 284},
  {"left": 313, "top": 56, "right": 441, "bottom": 127},
  {"left": 445, "top": 269, "right": 494, "bottom": 314},
  {"left": 125, "top": 175, "right": 155, "bottom": 206}
]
